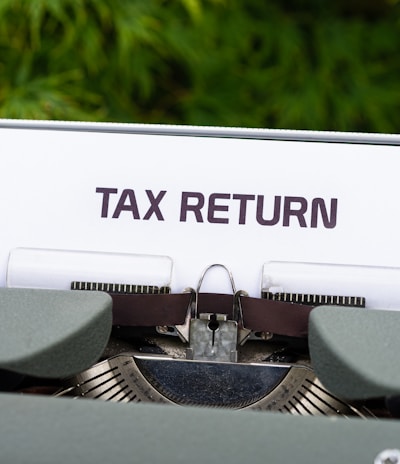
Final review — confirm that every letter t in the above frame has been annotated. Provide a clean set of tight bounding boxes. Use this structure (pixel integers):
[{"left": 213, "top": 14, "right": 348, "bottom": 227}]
[{"left": 96, "top": 187, "right": 118, "bottom": 218}]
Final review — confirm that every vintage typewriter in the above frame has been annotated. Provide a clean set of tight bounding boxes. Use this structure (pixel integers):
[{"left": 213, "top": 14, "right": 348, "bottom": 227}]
[{"left": 1, "top": 121, "right": 400, "bottom": 463}]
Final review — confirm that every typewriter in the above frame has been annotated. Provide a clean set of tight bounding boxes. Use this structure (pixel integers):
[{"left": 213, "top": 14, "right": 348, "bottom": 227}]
[{"left": 1, "top": 120, "right": 400, "bottom": 463}]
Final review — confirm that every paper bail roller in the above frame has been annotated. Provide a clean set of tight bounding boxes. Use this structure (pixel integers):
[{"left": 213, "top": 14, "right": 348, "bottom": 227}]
[
  {"left": 262, "top": 261, "right": 400, "bottom": 311},
  {"left": 7, "top": 248, "right": 172, "bottom": 290}
]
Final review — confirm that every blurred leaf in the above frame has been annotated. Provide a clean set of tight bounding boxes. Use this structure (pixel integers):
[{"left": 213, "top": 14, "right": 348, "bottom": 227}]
[{"left": 0, "top": 0, "right": 400, "bottom": 132}]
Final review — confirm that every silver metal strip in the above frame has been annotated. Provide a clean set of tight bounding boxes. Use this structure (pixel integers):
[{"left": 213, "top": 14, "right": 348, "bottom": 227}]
[{"left": 1, "top": 119, "right": 400, "bottom": 145}]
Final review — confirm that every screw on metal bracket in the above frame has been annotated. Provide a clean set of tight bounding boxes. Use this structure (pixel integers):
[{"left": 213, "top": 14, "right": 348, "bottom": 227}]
[{"left": 374, "top": 449, "right": 400, "bottom": 464}]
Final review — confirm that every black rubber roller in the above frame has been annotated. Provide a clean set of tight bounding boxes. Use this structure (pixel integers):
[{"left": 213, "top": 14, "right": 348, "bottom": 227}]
[{"left": 0, "top": 288, "right": 112, "bottom": 378}]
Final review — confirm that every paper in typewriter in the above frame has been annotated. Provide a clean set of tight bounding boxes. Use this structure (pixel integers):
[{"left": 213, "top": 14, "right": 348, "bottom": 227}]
[{"left": 1, "top": 122, "right": 400, "bottom": 299}]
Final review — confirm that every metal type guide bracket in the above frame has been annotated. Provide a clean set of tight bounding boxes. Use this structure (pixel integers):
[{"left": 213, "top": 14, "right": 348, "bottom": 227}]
[
  {"left": 179, "top": 264, "right": 249, "bottom": 362},
  {"left": 187, "top": 314, "right": 238, "bottom": 362}
]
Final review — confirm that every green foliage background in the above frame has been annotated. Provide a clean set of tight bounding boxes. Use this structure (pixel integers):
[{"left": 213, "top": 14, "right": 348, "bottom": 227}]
[{"left": 0, "top": 0, "right": 400, "bottom": 132}]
